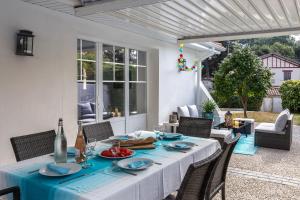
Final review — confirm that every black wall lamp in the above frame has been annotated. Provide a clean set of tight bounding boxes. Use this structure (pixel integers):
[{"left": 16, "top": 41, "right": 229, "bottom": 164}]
[{"left": 16, "top": 30, "right": 34, "bottom": 56}]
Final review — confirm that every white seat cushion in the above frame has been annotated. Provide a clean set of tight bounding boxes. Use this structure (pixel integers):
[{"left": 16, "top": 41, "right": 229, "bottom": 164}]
[
  {"left": 255, "top": 123, "right": 285, "bottom": 134},
  {"left": 177, "top": 106, "right": 190, "bottom": 118},
  {"left": 211, "top": 129, "right": 232, "bottom": 141},
  {"left": 187, "top": 105, "right": 199, "bottom": 117}
]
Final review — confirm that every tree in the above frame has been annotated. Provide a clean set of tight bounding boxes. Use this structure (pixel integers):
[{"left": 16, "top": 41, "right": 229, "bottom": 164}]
[{"left": 213, "top": 45, "right": 272, "bottom": 117}]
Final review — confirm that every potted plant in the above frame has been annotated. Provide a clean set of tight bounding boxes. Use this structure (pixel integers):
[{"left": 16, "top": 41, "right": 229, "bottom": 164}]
[{"left": 202, "top": 100, "right": 216, "bottom": 120}]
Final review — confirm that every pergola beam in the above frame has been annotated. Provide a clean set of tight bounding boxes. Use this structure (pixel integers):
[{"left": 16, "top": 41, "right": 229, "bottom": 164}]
[
  {"left": 75, "top": 0, "right": 173, "bottom": 16},
  {"left": 179, "top": 27, "right": 300, "bottom": 43}
]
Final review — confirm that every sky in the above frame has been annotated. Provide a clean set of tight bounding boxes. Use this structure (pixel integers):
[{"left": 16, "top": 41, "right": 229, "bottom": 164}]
[{"left": 292, "top": 34, "right": 300, "bottom": 41}]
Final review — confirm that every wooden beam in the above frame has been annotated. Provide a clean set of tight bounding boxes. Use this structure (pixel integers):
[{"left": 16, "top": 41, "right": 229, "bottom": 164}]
[
  {"left": 75, "top": 0, "right": 173, "bottom": 16},
  {"left": 178, "top": 27, "right": 300, "bottom": 42}
]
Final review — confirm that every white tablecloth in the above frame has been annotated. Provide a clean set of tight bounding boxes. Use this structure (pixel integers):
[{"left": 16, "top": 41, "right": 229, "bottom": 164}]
[{"left": 0, "top": 134, "right": 220, "bottom": 200}]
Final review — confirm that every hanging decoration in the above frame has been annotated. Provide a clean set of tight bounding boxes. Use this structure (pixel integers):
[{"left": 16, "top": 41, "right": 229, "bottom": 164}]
[{"left": 177, "top": 43, "right": 204, "bottom": 72}]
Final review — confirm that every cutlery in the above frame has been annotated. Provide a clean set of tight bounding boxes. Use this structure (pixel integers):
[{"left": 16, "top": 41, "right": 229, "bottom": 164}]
[
  {"left": 59, "top": 174, "right": 88, "bottom": 184},
  {"left": 154, "top": 162, "right": 162, "bottom": 165},
  {"left": 28, "top": 169, "right": 39, "bottom": 174},
  {"left": 163, "top": 145, "right": 187, "bottom": 153}
]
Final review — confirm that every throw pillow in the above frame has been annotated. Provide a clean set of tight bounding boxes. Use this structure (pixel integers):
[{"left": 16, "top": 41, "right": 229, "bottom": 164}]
[
  {"left": 187, "top": 105, "right": 199, "bottom": 117},
  {"left": 78, "top": 102, "right": 93, "bottom": 115},
  {"left": 274, "top": 112, "right": 288, "bottom": 132},
  {"left": 177, "top": 106, "right": 190, "bottom": 118}
]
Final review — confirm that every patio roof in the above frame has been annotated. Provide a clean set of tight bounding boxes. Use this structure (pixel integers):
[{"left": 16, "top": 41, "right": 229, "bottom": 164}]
[{"left": 22, "top": 0, "right": 300, "bottom": 43}]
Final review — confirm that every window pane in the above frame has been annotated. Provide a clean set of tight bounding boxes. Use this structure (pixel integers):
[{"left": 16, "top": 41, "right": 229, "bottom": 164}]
[
  {"left": 115, "top": 64, "right": 124, "bottom": 81},
  {"left": 129, "top": 65, "right": 137, "bottom": 81},
  {"left": 82, "top": 61, "right": 96, "bottom": 81},
  {"left": 82, "top": 40, "right": 96, "bottom": 60},
  {"left": 77, "top": 39, "right": 81, "bottom": 59},
  {"left": 129, "top": 49, "right": 137, "bottom": 65},
  {"left": 115, "top": 46, "right": 125, "bottom": 64},
  {"left": 103, "top": 44, "right": 113, "bottom": 62},
  {"left": 77, "top": 61, "right": 81, "bottom": 80},
  {"left": 129, "top": 83, "right": 146, "bottom": 115},
  {"left": 138, "top": 67, "right": 147, "bottom": 81},
  {"left": 103, "top": 63, "right": 113, "bottom": 80},
  {"left": 103, "top": 82, "right": 125, "bottom": 119},
  {"left": 138, "top": 50, "right": 146, "bottom": 66},
  {"left": 78, "top": 82, "right": 96, "bottom": 124}
]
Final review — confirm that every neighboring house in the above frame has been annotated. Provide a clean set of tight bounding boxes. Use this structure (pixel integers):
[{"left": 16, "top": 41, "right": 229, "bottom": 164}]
[{"left": 260, "top": 53, "right": 300, "bottom": 112}]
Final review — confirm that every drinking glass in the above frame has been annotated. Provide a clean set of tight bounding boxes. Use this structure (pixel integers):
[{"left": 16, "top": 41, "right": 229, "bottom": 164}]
[
  {"left": 154, "top": 125, "right": 164, "bottom": 145},
  {"left": 82, "top": 138, "right": 97, "bottom": 169}
]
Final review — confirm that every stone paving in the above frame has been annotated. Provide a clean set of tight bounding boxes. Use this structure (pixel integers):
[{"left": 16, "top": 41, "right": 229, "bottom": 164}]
[{"left": 214, "top": 125, "right": 300, "bottom": 199}]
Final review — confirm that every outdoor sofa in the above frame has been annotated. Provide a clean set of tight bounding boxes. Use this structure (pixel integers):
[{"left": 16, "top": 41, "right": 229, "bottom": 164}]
[{"left": 255, "top": 109, "right": 293, "bottom": 150}]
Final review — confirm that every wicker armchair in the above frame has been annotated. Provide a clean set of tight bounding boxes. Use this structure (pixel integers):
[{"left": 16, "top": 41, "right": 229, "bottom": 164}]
[
  {"left": 177, "top": 117, "right": 212, "bottom": 138},
  {"left": 83, "top": 121, "right": 114, "bottom": 142},
  {"left": 165, "top": 149, "right": 222, "bottom": 200},
  {"left": 10, "top": 130, "right": 56, "bottom": 161},
  {"left": 0, "top": 186, "right": 20, "bottom": 200}
]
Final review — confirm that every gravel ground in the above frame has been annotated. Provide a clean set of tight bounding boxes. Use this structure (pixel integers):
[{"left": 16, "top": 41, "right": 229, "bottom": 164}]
[
  {"left": 230, "top": 125, "right": 300, "bottom": 179},
  {"left": 214, "top": 175, "right": 300, "bottom": 200}
]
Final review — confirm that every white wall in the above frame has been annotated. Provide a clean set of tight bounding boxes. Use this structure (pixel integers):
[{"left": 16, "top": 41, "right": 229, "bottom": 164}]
[
  {"left": 0, "top": 0, "right": 204, "bottom": 164},
  {"left": 270, "top": 68, "right": 300, "bottom": 86}
]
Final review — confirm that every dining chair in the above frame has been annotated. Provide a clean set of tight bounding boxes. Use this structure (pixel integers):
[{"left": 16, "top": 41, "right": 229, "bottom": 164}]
[
  {"left": 177, "top": 117, "right": 212, "bottom": 138},
  {"left": 83, "top": 121, "right": 114, "bottom": 142},
  {"left": 205, "top": 133, "right": 241, "bottom": 200},
  {"left": 164, "top": 149, "right": 222, "bottom": 200},
  {"left": 0, "top": 186, "right": 20, "bottom": 200},
  {"left": 10, "top": 130, "right": 56, "bottom": 162},
  {"left": 165, "top": 134, "right": 240, "bottom": 200}
]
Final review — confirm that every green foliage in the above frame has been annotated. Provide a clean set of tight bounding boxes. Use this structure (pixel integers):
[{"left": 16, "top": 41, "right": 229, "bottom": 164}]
[
  {"left": 280, "top": 80, "right": 300, "bottom": 112},
  {"left": 213, "top": 45, "right": 272, "bottom": 117},
  {"left": 202, "top": 100, "right": 216, "bottom": 113}
]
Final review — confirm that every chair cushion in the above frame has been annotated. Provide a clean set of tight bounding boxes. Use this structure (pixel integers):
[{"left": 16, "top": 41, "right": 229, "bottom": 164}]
[
  {"left": 187, "top": 105, "right": 199, "bottom": 117},
  {"left": 78, "top": 102, "right": 93, "bottom": 115},
  {"left": 177, "top": 106, "right": 190, "bottom": 118},
  {"left": 274, "top": 111, "right": 289, "bottom": 132},
  {"left": 211, "top": 129, "right": 232, "bottom": 141},
  {"left": 255, "top": 123, "right": 285, "bottom": 134},
  {"left": 81, "top": 114, "right": 96, "bottom": 119}
]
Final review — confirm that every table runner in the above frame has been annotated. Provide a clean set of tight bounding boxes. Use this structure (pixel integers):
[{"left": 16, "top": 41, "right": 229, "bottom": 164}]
[{"left": 0, "top": 135, "right": 220, "bottom": 200}]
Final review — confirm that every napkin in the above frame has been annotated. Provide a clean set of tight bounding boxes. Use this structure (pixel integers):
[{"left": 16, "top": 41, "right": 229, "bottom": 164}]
[
  {"left": 175, "top": 143, "right": 187, "bottom": 148},
  {"left": 46, "top": 163, "right": 70, "bottom": 175},
  {"left": 128, "top": 160, "right": 150, "bottom": 169}
]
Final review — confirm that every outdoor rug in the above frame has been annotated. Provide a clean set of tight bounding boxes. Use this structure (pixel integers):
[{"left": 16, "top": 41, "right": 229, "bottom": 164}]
[{"left": 233, "top": 134, "right": 258, "bottom": 155}]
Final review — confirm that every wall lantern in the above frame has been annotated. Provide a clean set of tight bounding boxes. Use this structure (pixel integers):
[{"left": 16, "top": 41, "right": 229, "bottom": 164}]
[{"left": 16, "top": 30, "right": 34, "bottom": 56}]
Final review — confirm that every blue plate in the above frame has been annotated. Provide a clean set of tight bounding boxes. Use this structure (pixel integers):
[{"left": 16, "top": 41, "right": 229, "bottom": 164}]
[
  {"left": 162, "top": 133, "right": 182, "bottom": 140},
  {"left": 164, "top": 141, "right": 195, "bottom": 150}
]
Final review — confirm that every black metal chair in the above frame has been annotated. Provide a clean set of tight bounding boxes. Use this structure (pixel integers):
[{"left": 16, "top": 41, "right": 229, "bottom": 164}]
[
  {"left": 164, "top": 149, "right": 222, "bottom": 200},
  {"left": 165, "top": 134, "right": 240, "bottom": 200},
  {"left": 83, "top": 121, "right": 114, "bottom": 142},
  {"left": 0, "top": 186, "right": 20, "bottom": 200},
  {"left": 177, "top": 117, "right": 212, "bottom": 138},
  {"left": 206, "top": 133, "right": 240, "bottom": 200},
  {"left": 10, "top": 130, "right": 56, "bottom": 162}
]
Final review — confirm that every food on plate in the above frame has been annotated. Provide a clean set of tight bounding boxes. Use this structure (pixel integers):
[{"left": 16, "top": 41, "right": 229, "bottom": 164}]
[
  {"left": 120, "top": 137, "right": 156, "bottom": 147},
  {"left": 100, "top": 147, "right": 133, "bottom": 158}
]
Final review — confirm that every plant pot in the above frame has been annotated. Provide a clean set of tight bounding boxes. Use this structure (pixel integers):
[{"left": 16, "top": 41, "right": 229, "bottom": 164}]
[{"left": 202, "top": 112, "right": 214, "bottom": 120}]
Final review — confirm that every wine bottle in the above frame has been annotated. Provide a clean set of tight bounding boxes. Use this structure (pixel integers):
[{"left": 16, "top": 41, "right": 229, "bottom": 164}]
[
  {"left": 75, "top": 121, "right": 86, "bottom": 163},
  {"left": 54, "top": 118, "right": 67, "bottom": 163}
]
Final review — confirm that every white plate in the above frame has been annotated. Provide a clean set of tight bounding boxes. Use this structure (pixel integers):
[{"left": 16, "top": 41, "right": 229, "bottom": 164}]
[
  {"left": 39, "top": 163, "right": 82, "bottom": 177},
  {"left": 162, "top": 133, "right": 183, "bottom": 140},
  {"left": 99, "top": 150, "right": 135, "bottom": 159},
  {"left": 165, "top": 141, "right": 195, "bottom": 150},
  {"left": 109, "top": 135, "right": 134, "bottom": 141},
  {"left": 117, "top": 158, "right": 153, "bottom": 171}
]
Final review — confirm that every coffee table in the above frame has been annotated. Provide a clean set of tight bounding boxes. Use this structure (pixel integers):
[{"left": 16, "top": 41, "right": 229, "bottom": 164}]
[{"left": 214, "top": 121, "right": 251, "bottom": 137}]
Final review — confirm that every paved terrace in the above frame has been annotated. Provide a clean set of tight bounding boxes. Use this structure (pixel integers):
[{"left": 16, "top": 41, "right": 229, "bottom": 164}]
[{"left": 216, "top": 125, "right": 300, "bottom": 200}]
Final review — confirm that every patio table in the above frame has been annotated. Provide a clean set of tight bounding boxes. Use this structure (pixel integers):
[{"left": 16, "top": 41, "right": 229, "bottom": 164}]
[{"left": 0, "top": 133, "right": 220, "bottom": 200}]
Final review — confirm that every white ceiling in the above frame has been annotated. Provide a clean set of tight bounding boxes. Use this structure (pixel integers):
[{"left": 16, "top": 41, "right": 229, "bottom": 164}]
[{"left": 22, "top": 0, "right": 300, "bottom": 43}]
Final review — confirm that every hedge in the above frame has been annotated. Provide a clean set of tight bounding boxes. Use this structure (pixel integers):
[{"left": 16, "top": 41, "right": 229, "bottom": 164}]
[{"left": 280, "top": 80, "right": 300, "bottom": 113}]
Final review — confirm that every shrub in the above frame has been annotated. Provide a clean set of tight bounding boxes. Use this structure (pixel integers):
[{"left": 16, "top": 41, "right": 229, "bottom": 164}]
[
  {"left": 280, "top": 80, "right": 300, "bottom": 112},
  {"left": 202, "top": 100, "right": 216, "bottom": 113}
]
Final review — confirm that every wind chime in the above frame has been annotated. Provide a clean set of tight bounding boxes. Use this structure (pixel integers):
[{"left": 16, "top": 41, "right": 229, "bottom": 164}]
[{"left": 177, "top": 43, "right": 203, "bottom": 72}]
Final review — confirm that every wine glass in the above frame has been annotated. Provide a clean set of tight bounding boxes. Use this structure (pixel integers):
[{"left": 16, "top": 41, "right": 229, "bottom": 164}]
[
  {"left": 154, "top": 125, "right": 164, "bottom": 145},
  {"left": 82, "top": 138, "right": 97, "bottom": 169}
]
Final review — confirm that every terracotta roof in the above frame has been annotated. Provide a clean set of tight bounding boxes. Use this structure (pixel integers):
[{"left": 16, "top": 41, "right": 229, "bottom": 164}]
[{"left": 267, "top": 87, "right": 281, "bottom": 96}]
